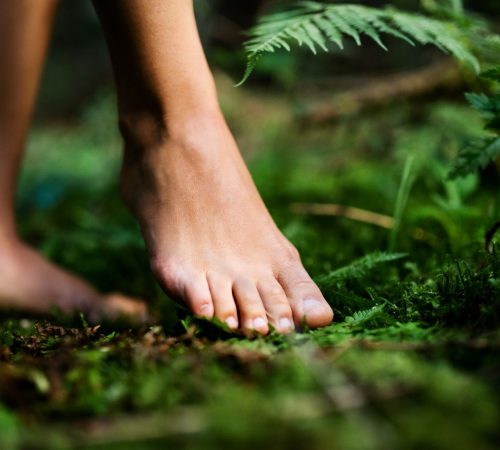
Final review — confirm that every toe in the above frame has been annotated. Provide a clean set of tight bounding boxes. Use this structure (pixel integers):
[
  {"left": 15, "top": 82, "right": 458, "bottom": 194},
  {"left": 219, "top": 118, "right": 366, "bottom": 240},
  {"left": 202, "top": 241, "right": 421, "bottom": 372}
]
[
  {"left": 278, "top": 265, "right": 333, "bottom": 329},
  {"left": 101, "top": 294, "right": 149, "bottom": 323},
  {"left": 257, "top": 278, "right": 294, "bottom": 333},
  {"left": 207, "top": 272, "right": 238, "bottom": 330},
  {"left": 183, "top": 275, "right": 214, "bottom": 319},
  {"left": 233, "top": 278, "right": 269, "bottom": 335}
]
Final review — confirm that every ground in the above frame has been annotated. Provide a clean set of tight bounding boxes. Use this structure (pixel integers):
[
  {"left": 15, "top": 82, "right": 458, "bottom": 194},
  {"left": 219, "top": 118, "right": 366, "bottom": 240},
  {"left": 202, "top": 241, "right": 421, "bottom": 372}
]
[{"left": 0, "top": 75, "right": 499, "bottom": 450}]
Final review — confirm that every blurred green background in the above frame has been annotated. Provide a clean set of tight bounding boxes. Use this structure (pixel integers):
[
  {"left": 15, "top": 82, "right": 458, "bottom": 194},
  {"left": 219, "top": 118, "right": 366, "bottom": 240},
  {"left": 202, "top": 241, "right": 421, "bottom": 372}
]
[{"left": 2, "top": 1, "right": 500, "bottom": 449}]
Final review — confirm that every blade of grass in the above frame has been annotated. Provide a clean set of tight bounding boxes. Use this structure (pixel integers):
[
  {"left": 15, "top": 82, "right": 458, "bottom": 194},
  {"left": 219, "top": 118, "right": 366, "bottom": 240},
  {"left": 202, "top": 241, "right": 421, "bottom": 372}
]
[{"left": 389, "top": 155, "right": 417, "bottom": 252}]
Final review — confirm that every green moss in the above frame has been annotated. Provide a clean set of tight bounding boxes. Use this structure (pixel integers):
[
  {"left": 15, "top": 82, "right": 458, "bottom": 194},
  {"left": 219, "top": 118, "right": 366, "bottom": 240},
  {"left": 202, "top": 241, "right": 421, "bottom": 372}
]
[{"left": 1, "top": 87, "right": 499, "bottom": 449}]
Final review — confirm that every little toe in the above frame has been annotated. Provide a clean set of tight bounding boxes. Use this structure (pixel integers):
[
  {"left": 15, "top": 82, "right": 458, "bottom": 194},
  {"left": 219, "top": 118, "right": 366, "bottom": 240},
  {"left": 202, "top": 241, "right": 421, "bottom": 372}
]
[
  {"left": 233, "top": 278, "right": 269, "bottom": 335},
  {"left": 183, "top": 275, "right": 214, "bottom": 319},
  {"left": 207, "top": 272, "right": 238, "bottom": 330},
  {"left": 257, "top": 278, "right": 294, "bottom": 333},
  {"left": 278, "top": 265, "right": 333, "bottom": 329}
]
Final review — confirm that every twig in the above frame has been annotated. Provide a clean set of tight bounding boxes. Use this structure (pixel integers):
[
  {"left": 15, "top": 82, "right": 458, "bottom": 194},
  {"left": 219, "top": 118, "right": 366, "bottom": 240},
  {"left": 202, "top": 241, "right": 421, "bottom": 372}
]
[
  {"left": 291, "top": 202, "right": 431, "bottom": 243},
  {"left": 291, "top": 202, "right": 394, "bottom": 229}
]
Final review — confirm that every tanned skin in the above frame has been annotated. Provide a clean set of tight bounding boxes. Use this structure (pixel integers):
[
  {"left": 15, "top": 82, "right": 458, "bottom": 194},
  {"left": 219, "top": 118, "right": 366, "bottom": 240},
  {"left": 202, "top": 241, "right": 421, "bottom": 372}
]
[{"left": 0, "top": 0, "right": 333, "bottom": 333}]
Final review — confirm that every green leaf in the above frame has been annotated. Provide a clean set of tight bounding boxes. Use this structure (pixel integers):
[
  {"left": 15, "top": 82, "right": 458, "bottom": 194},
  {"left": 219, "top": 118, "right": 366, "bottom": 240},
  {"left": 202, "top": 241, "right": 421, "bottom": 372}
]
[
  {"left": 465, "top": 92, "right": 500, "bottom": 119},
  {"left": 238, "top": 2, "right": 479, "bottom": 84},
  {"left": 346, "top": 304, "right": 386, "bottom": 326},
  {"left": 481, "top": 66, "right": 500, "bottom": 82},
  {"left": 317, "top": 252, "right": 406, "bottom": 288},
  {"left": 449, "top": 137, "right": 500, "bottom": 179}
]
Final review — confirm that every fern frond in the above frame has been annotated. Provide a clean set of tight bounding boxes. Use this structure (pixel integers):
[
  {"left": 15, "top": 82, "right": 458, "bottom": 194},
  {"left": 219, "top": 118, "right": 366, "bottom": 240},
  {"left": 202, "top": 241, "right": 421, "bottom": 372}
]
[
  {"left": 317, "top": 252, "right": 406, "bottom": 288},
  {"left": 449, "top": 137, "right": 500, "bottom": 178},
  {"left": 449, "top": 65, "right": 500, "bottom": 178},
  {"left": 481, "top": 66, "right": 500, "bottom": 82},
  {"left": 345, "top": 304, "right": 385, "bottom": 326},
  {"left": 237, "top": 2, "right": 479, "bottom": 85},
  {"left": 465, "top": 92, "right": 500, "bottom": 126}
]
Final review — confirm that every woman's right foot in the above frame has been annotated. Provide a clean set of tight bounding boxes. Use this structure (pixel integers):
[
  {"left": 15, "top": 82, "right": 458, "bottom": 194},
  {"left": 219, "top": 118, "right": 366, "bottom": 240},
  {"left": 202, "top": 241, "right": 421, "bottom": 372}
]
[{"left": 0, "top": 238, "right": 148, "bottom": 322}]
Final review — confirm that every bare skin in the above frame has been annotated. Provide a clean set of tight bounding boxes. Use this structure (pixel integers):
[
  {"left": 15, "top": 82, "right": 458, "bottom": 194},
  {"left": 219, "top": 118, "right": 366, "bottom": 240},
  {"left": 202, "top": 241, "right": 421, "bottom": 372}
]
[
  {"left": 0, "top": 0, "right": 333, "bottom": 333},
  {"left": 0, "top": 0, "right": 146, "bottom": 321},
  {"left": 120, "top": 113, "right": 333, "bottom": 333},
  {"left": 93, "top": 0, "right": 334, "bottom": 334},
  {"left": 0, "top": 240, "right": 146, "bottom": 321}
]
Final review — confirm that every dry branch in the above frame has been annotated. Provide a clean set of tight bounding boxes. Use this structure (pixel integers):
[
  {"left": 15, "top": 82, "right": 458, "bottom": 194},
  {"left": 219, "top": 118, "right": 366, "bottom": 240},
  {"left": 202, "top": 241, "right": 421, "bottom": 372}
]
[
  {"left": 299, "top": 59, "right": 465, "bottom": 125},
  {"left": 291, "top": 202, "right": 395, "bottom": 229}
]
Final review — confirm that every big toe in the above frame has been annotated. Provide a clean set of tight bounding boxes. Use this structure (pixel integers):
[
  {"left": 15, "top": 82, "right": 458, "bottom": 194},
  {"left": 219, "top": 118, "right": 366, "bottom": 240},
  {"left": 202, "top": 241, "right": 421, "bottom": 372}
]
[
  {"left": 301, "top": 297, "right": 333, "bottom": 328},
  {"left": 278, "top": 265, "right": 333, "bottom": 329},
  {"left": 98, "top": 294, "right": 150, "bottom": 323}
]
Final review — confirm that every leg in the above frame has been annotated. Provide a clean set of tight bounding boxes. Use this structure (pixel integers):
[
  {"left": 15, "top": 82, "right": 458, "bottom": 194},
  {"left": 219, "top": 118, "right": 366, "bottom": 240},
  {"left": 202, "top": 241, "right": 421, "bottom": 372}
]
[
  {"left": 0, "top": 0, "right": 146, "bottom": 321},
  {"left": 93, "top": 0, "right": 333, "bottom": 334},
  {"left": 0, "top": 0, "right": 57, "bottom": 237}
]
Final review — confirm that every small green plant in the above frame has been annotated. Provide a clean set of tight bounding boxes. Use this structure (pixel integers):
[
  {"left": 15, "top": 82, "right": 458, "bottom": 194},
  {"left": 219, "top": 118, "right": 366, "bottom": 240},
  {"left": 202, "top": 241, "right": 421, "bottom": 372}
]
[
  {"left": 389, "top": 154, "right": 417, "bottom": 252},
  {"left": 449, "top": 67, "right": 500, "bottom": 178},
  {"left": 239, "top": 1, "right": 500, "bottom": 176},
  {"left": 316, "top": 251, "right": 406, "bottom": 288},
  {"left": 237, "top": 1, "right": 479, "bottom": 85}
]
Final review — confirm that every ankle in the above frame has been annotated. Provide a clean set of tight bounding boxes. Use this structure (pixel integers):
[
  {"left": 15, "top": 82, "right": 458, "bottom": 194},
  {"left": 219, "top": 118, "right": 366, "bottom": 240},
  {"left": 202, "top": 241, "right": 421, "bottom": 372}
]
[
  {"left": 0, "top": 235, "right": 21, "bottom": 266},
  {"left": 0, "top": 223, "right": 19, "bottom": 248},
  {"left": 118, "top": 107, "right": 225, "bottom": 152},
  {"left": 118, "top": 108, "right": 231, "bottom": 216}
]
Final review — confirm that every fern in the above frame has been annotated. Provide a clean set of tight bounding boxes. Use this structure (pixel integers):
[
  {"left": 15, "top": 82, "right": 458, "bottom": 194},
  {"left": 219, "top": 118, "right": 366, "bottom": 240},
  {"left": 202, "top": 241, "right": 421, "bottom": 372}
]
[
  {"left": 345, "top": 304, "right": 385, "bottom": 327},
  {"left": 449, "top": 137, "right": 500, "bottom": 178},
  {"left": 237, "top": 1, "right": 479, "bottom": 85},
  {"left": 449, "top": 66, "right": 500, "bottom": 178},
  {"left": 482, "top": 66, "right": 500, "bottom": 82},
  {"left": 317, "top": 252, "right": 406, "bottom": 288}
]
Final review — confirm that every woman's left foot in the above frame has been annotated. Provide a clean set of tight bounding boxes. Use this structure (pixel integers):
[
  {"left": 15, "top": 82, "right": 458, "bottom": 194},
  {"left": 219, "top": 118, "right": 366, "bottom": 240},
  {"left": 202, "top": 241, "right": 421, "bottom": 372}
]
[{"left": 120, "top": 111, "right": 333, "bottom": 335}]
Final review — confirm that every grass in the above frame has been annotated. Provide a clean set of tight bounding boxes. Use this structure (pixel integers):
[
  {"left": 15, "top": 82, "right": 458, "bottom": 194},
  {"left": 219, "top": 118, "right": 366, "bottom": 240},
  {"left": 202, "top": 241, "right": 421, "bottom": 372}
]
[{"left": 1, "top": 77, "right": 500, "bottom": 449}]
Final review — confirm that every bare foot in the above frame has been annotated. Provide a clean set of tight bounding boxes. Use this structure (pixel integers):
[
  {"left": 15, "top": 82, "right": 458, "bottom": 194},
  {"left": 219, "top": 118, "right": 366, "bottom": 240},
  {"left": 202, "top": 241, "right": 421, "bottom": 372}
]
[
  {"left": 0, "top": 238, "right": 148, "bottom": 322},
  {"left": 120, "top": 112, "right": 333, "bottom": 334}
]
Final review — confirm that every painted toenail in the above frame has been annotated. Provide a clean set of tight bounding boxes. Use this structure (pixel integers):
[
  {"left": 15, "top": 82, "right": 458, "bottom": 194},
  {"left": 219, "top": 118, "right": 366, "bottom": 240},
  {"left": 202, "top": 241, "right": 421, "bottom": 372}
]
[
  {"left": 253, "top": 317, "right": 267, "bottom": 330},
  {"left": 303, "top": 298, "right": 322, "bottom": 314},
  {"left": 279, "top": 318, "right": 293, "bottom": 331},
  {"left": 225, "top": 317, "right": 238, "bottom": 329}
]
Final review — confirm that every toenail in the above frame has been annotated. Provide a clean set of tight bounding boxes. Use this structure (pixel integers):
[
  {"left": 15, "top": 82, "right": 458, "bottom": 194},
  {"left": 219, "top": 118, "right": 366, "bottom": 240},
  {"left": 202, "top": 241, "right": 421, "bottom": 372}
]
[
  {"left": 225, "top": 317, "right": 238, "bottom": 329},
  {"left": 200, "top": 304, "right": 211, "bottom": 314},
  {"left": 279, "top": 318, "right": 293, "bottom": 331},
  {"left": 303, "top": 298, "right": 322, "bottom": 314},
  {"left": 253, "top": 317, "right": 267, "bottom": 330}
]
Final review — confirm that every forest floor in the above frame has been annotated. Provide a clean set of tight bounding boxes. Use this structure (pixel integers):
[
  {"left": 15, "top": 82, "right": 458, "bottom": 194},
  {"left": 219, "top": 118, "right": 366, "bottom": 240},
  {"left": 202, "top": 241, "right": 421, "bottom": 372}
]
[{"left": 1, "top": 77, "right": 500, "bottom": 450}]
